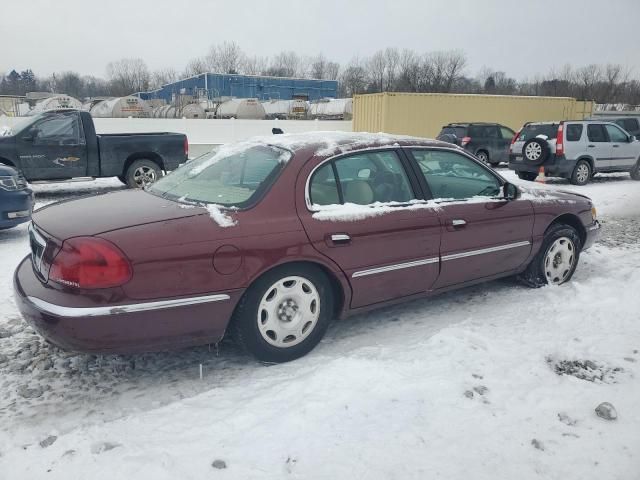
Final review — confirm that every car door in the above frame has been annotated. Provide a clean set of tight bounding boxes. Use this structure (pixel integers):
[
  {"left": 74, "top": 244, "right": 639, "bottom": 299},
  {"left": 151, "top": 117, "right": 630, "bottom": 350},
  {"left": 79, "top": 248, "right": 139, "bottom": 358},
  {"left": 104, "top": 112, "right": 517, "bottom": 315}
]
[
  {"left": 407, "top": 148, "right": 534, "bottom": 289},
  {"left": 296, "top": 148, "right": 441, "bottom": 308},
  {"left": 604, "top": 123, "right": 637, "bottom": 169},
  {"left": 17, "top": 111, "right": 88, "bottom": 180},
  {"left": 498, "top": 126, "right": 516, "bottom": 162},
  {"left": 484, "top": 125, "right": 502, "bottom": 161},
  {"left": 586, "top": 124, "right": 612, "bottom": 171}
]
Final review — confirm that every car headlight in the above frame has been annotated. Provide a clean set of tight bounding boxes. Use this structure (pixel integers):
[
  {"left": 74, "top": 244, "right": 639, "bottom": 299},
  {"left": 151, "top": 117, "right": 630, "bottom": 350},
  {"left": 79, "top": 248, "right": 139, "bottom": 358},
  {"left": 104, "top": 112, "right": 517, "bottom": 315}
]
[
  {"left": 591, "top": 206, "right": 597, "bottom": 222},
  {"left": 0, "top": 175, "right": 27, "bottom": 191}
]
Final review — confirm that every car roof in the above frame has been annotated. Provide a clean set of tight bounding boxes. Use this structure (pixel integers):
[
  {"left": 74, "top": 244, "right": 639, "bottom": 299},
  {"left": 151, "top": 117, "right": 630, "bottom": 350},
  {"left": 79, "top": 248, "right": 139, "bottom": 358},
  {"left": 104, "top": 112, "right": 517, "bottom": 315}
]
[
  {"left": 249, "top": 131, "right": 455, "bottom": 158},
  {"left": 442, "top": 122, "right": 502, "bottom": 127}
]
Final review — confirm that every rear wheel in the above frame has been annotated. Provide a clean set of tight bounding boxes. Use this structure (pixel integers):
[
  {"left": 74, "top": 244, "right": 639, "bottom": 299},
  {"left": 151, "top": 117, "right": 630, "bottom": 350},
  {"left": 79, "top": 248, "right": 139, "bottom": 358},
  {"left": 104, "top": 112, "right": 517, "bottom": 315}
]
[
  {"left": 230, "top": 264, "right": 334, "bottom": 363},
  {"left": 519, "top": 224, "right": 581, "bottom": 288},
  {"left": 630, "top": 160, "right": 640, "bottom": 180},
  {"left": 570, "top": 160, "right": 591, "bottom": 186},
  {"left": 476, "top": 150, "right": 489, "bottom": 164},
  {"left": 125, "top": 159, "right": 162, "bottom": 189},
  {"left": 517, "top": 171, "right": 538, "bottom": 181}
]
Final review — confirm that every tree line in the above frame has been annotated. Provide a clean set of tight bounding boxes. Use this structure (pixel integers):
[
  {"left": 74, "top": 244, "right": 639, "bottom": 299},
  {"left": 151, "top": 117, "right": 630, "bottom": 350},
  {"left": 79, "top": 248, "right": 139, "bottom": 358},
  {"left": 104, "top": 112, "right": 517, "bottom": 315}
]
[{"left": 1, "top": 41, "right": 639, "bottom": 105}]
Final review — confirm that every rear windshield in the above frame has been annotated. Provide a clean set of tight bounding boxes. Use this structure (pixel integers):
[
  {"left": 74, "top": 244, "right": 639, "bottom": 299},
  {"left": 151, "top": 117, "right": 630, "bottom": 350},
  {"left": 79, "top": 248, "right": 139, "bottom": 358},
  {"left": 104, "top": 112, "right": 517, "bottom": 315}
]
[
  {"left": 439, "top": 126, "right": 466, "bottom": 138},
  {"left": 518, "top": 124, "right": 559, "bottom": 141},
  {"left": 148, "top": 143, "right": 291, "bottom": 208}
]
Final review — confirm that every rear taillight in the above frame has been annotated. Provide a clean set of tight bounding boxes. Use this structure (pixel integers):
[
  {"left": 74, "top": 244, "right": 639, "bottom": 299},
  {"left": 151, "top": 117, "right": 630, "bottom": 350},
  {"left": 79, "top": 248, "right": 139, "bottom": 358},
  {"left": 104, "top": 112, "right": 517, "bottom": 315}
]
[
  {"left": 49, "top": 237, "right": 132, "bottom": 289},
  {"left": 461, "top": 136, "right": 471, "bottom": 147},
  {"left": 556, "top": 124, "right": 564, "bottom": 156},
  {"left": 184, "top": 137, "right": 189, "bottom": 158},
  {"left": 511, "top": 129, "right": 521, "bottom": 145}
]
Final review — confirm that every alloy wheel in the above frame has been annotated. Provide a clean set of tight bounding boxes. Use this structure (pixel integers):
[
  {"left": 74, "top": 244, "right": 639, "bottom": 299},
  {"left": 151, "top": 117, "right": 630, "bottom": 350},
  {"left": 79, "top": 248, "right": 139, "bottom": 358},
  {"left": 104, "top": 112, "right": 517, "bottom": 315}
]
[
  {"left": 525, "top": 142, "right": 542, "bottom": 161},
  {"left": 133, "top": 166, "right": 157, "bottom": 187},
  {"left": 576, "top": 164, "right": 590, "bottom": 184}
]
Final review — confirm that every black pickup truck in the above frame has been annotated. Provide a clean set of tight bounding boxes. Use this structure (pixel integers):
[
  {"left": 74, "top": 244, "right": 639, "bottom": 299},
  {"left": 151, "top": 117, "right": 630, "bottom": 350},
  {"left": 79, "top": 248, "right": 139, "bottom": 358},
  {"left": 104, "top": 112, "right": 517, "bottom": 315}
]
[{"left": 0, "top": 109, "right": 187, "bottom": 188}]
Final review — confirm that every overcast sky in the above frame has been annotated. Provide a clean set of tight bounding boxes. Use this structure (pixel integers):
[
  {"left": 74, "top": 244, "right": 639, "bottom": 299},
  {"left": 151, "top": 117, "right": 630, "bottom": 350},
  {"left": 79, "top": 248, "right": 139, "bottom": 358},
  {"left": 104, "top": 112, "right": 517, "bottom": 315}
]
[{"left": 3, "top": 0, "right": 640, "bottom": 80}]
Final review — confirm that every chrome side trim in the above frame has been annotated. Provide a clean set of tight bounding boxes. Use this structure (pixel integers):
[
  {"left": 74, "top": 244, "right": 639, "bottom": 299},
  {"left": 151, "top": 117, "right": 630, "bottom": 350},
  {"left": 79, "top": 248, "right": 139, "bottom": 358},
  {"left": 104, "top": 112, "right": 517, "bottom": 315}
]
[
  {"left": 442, "top": 241, "right": 531, "bottom": 262},
  {"left": 27, "top": 294, "right": 231, "bottom": 318},
  {"left": 352, "top": 257, "right": 438, "bottom": 278}
]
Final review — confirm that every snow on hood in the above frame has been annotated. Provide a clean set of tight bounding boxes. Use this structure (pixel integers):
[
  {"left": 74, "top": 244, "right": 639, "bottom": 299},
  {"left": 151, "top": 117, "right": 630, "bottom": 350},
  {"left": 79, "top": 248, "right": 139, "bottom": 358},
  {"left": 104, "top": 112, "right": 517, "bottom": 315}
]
[
  {"left": 0, "top": 126, "right": 12, "bottom": 136},
  {"left": 518, "top": 185, "right": 580, "bottom": 204}
]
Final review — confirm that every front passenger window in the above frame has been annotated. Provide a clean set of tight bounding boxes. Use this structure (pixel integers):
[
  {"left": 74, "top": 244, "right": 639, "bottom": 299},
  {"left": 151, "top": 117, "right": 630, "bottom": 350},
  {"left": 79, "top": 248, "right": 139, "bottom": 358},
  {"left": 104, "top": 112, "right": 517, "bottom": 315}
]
[
  {"left": 604, "top": 124, "right": 628, "bottom": 143},
  {"left": 411, "top": 149, "right": 501, "bottom": 200}
]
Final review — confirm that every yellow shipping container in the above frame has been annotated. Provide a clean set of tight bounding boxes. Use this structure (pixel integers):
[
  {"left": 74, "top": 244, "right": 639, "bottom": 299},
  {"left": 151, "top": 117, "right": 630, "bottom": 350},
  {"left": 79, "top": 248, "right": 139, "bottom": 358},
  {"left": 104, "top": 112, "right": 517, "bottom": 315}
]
[{"left": 353, "top": 92, "right": 594, "bottom": 138}]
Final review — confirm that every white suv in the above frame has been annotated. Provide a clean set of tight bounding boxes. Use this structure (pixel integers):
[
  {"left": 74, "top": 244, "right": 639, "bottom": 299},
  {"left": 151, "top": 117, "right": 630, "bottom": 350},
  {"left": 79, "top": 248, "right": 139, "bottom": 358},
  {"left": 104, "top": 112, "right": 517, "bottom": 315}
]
[{"left": 508, "top": 120, "right": 640, "bottom": 185}]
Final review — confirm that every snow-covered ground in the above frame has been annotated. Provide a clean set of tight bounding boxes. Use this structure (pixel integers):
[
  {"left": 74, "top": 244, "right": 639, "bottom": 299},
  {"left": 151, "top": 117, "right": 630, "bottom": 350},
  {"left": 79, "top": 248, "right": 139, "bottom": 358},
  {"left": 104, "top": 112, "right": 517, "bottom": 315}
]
[{"left": 0, "top": 170, "right": 639, "bottom": 479}]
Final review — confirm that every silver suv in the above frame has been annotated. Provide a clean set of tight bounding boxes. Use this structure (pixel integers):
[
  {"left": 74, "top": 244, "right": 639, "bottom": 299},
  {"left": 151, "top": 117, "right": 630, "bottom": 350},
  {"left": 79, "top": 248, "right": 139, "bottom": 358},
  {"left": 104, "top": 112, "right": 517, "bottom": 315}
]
[{"left": 508, "top": 120, "right": 640, "bottom": 185}]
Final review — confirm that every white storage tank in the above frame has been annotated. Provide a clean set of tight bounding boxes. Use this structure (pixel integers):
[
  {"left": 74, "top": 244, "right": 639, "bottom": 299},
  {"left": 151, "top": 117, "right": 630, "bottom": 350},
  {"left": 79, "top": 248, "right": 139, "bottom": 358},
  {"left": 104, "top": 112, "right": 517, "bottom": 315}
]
[
  {"left": 90, "top": 96, "right": 152, "bottom": 118},
  {"left": 310, "top": 98, "right": 353, "bottom": 120},
  {"left": 29, "top": 95, "right": 83, "bottom": 115},
  {"left": 180, "top": 103, "right": 206, "bottom": 119},
  {"left": 216, "top": 98, "right": 266, "bottom": 120},
  {"left": 262, "top": 99, "right": 309, "bottom": 119}
]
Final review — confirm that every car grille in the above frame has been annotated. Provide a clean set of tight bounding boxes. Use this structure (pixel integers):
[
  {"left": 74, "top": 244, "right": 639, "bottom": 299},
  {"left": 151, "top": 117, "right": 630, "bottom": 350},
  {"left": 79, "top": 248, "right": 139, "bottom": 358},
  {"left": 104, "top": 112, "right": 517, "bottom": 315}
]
[{"left": 28, "top": 223, "right": 47, "bottom": 277}]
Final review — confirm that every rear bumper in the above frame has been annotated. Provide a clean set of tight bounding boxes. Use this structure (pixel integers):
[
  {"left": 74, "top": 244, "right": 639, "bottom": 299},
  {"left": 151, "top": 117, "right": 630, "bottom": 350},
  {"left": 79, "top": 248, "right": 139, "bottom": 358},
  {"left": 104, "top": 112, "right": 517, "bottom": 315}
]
[
  {"left": 509, "top": 154, "right": 578, "bottom": 177},
  {"left": 13, "top": 255, "right": 243, "bottom": 354},
  {"left": 0, "top": 189, "right": 33, "bottom": 229}
]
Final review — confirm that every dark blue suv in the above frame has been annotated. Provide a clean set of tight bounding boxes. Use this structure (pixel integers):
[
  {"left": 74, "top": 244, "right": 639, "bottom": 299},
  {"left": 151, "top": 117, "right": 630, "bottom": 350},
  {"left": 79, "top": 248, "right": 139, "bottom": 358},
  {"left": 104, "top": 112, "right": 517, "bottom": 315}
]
[{"left": 0, "top": 164, "right": 33, "bottom": 230}]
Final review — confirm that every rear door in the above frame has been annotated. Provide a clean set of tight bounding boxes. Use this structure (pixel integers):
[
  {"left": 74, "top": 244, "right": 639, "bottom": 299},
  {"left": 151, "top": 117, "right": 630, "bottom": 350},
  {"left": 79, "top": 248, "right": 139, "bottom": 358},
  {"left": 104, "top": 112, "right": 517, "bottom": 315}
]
[
  {"left": 407, "top": 148, "right": 534, "bottom": 288},
  {"left": 296, "top": 148, "right": 441, "bottom": 308},
  {"left": 586, "top": 124, "right": 611, "bottom": 171},
  {"left": 17, "top": 111, "right": 88, "bottom": 180},
  {"left": 604, "top": 123, "right": 637, "bottom": 169}
]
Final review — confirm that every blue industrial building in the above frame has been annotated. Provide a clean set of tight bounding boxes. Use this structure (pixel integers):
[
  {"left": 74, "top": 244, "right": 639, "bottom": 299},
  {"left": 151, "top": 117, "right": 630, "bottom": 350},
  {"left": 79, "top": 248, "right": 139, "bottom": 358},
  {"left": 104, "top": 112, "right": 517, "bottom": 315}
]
[{"left": 137, "top": 73, "right": 337, "bottom": 103}]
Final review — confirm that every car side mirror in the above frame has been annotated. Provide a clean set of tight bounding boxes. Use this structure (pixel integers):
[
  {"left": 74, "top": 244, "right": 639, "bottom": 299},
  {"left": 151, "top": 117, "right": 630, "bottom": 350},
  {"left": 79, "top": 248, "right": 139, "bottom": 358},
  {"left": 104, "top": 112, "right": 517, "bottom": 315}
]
[
  {"left": 629, "top": 135, "right": 636, "bottom": 143},
  {"left": 504, "top": 182, "right": 520, "bottom": 200},
  {"left": 21, "top": 130, "right": 35, "bottom": 142}
]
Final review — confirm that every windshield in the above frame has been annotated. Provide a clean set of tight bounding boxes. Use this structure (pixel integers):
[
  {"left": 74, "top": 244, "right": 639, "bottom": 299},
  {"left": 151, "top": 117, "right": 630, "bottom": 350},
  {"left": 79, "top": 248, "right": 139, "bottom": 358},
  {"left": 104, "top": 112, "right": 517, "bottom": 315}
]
[{"left": 148, "top": 142, "right": 291, "bottom": 208}]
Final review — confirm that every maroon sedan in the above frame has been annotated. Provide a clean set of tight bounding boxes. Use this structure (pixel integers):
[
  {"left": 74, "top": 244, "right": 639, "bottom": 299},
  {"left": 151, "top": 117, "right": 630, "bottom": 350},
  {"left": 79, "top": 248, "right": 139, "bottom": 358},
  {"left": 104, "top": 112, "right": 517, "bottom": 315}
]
[{"left": 14, "top": 133, "right": 600, "bottom": 362}]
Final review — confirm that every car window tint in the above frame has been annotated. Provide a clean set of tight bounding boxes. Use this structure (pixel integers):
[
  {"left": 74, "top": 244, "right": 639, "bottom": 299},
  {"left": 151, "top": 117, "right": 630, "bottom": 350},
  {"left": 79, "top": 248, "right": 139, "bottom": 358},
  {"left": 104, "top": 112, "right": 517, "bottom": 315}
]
[
  {"left": 622, "top": 118, "right": 639, "bottom": 133},
  {"left": 309, "top": 163, "right": 340, "bottom": 206},
  {"left": 467, "top": 125, "right": 483, "bottom": 137},
  {"left": 411, "top": 149, "right": 501, "bottom": 200},
  {"left": 605, "top": 124, "right": 628, "bottom": 143},
  {"left": 440, "top": 126, "right": 466, "bottom": 138},
  {"left": 587, "top": 124, "right": 607, "bottom": 142},
  {"left": 565, "top": 124, "right": 583, "bottom": 141},
  {"left": 484, "top": 126, "right": 499, "bottom": 139},
  {"left": 500, "top": 127, "right": 515, "bottom": 140},
  {"left": 32, "top": 113, "right": 80, "bottom": 145},
  {"left": 518, "top": 124, "right": 558, "bottom": 141}
]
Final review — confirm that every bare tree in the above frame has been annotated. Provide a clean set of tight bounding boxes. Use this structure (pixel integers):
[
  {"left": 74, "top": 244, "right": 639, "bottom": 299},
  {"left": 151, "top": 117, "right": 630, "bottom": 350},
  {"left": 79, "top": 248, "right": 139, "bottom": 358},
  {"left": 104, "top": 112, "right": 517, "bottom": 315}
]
[
  {"left": 106, "top": 58, "right": 150, "bottom": 95},
  {"left": 183, "top": 57, "right": 208, "bottom": 77},
  {"left": 310, "top": 54, "right": 328, "bottom": 79},
  {"left": 339, "top": 57, "right": 368, "bottom": 97},
  {"left": 367, "top": 50, "right": 386, "bottom": 92},
  {"left": 243, "top": 55, "right": 269, "bottom": 76},
  {"left": 150, "top": 68, "right": 179, "bottom": 90},
  {"left": 204, "top": 41, "right": 245, "bottom": 74},
  {"left": 325, "top": 61, "right": 340, "bottom": 80},
  {"left": 384, "top": 47, "right": 400, "bottom": 91},
  {"left": 267, "top": 51, "right": 301, "bottom": 77}
]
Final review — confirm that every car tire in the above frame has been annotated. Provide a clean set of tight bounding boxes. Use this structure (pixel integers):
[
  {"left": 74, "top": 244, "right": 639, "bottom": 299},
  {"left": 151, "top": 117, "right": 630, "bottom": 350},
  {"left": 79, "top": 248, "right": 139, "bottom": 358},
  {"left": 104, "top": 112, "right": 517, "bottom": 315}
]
[
  {"left": 522, "top": 138, "right": 549, "bottom": 165},
  {"left": 519, "top": 223, "right": 582, "bottom": 288},
  {"left": 124, "top": 159, "right": 162, "bottom": 189},
  {"left": 230, "top": 264, "right": 334, "bottom": 363},
  {"left": 570, "top": 160, "right": 591, "bottom": 186},
  {"left": 476, "top": 150, "right": 489, "bottom": 164},
  {"left": 517, "top": 171, "right": 538, "bottom": 181},
  {"left": 630, "top": 160, "right": 640, "bottom": 180},
  {"left": 117, "top": 175, "right": 127, "bottom": 185}
]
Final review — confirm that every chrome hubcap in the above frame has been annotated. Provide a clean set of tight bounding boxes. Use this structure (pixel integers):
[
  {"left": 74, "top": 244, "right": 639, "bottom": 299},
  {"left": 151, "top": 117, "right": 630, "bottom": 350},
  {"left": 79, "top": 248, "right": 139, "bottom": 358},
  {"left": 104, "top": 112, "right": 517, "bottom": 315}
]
[
  {"left": 257, "top": 276, "right": 320, "bottom": 348},
  {"left": 525, "top": 142, "right": 542, "bottom": 160},
  {"left": 544, "top": 237, "right": 575, "bottom": 285},
  {"left": 133, "top": 166, "right": 157, "bottom": 187},
  {"left": 576, "top": 164, "right": 589, "bottom": 183},
  {"left": 477, "top": 152, "right": 488, "bottom": 162}
]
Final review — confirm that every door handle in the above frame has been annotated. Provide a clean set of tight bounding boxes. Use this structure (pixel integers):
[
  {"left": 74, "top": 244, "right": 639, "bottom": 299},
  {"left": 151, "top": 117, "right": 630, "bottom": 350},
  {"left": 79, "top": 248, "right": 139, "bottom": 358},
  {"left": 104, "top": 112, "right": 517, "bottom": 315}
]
[
  {"left": 451, "top": 219, "right": 467, "bottom": 227},
  {"left": 330, "top": 233, "right": 351, "bottom": 244},
  {"left": 587, "top": 145, "right": 595, "bottom": 148},
  {"left": 612, "top": 144, "right": 619, "bottom": 148}
]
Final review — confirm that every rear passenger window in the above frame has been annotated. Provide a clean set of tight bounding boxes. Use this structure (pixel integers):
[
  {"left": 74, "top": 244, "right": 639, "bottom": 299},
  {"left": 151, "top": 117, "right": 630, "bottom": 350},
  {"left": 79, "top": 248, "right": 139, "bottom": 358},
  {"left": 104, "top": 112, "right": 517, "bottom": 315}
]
[
  {"left": 565, "top": 124, "right": 583, "bottom": 141},
  {"left": 587, "top": 124, "right": 607, "bottom": 142},
  {"left": 309, "top": 163, "right": 340, "bottom": 206}
]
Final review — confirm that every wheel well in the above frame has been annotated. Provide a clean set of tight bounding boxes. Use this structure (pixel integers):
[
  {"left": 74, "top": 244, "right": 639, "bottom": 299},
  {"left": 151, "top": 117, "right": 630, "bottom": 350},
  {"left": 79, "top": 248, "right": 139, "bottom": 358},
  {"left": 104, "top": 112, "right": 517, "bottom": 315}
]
[
  {"left": 575, "top": 156, "right": 594, "bottom": 172},
  {"left": 123, "top": 153, "right": 164, "bottom": 176},
  {"left": 547, "top": 214, "right": 586, "bottom": 247},
  {"left": 243, "top": 260, "right": 346, "bottom": 318},
  {"left": 0, "top": 157, "right": 15, "bottom": 167}
]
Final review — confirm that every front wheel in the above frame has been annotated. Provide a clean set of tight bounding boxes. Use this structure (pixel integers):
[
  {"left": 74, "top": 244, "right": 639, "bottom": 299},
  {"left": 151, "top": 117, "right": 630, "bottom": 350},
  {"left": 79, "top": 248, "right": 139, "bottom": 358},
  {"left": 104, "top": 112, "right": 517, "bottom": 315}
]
[
  {"left": 476, "top": 151, "right": 489, "bottom": 164},
  {"left": 630, "top": 161, "right": 640, "bottom": 180},
  {"left": 519, "top": 224, "right": 581, "bottom": 288},
  {"left": 124, "top": 159, "right": 162, "bottom": 189},
  {"left": 517, "top": 171, "right": 538, "bottom": 181},
  {"left": 230, "top": 264, "right": 334, "bottom": 363},
  {"left": 570, "top": 160, "right": 591, "bottom": 186}
]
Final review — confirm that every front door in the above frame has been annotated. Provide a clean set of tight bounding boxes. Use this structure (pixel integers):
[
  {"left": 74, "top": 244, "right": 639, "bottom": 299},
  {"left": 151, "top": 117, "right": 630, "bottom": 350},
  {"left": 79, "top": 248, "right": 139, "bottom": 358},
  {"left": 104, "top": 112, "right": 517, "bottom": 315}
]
[
  {"left": 296, "top": 149, "right": 441, "bottom": 308},
  {"left": 498, "top": 126, "right": 516, "bottom": 162},
  {"left": 604, "top": 123, "right": 638, "bottom": 170},
  {"left": 407, "top": 147, "right": 534, "bottom": 289},
  {"left": 17, "top": 111, "right": 88, "bottom": 180}
]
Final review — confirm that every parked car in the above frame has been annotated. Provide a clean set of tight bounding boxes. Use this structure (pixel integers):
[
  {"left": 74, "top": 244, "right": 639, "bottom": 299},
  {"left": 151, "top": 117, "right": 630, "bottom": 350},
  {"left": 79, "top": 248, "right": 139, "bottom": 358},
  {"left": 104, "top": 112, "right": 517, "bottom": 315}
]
[
  {"left": 0, "top": 109, "right": 188, "bottom": 188},
  {"left": 509, "top": 120, "right": 640, "bottom": 185},
  {"left": 0, "top": 164, "right": 33, "bottom": 230},
  {"left": 14, "top": 133, "right": 600, "bottom": 363},
  {"left": 437, "top": 122, "right": 515, "bottom": 167}
]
